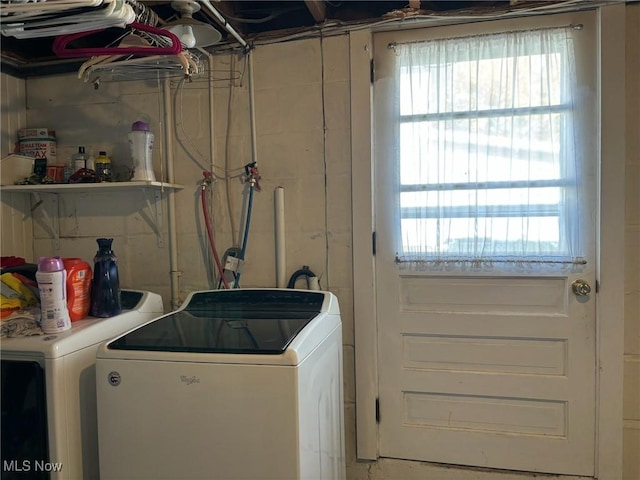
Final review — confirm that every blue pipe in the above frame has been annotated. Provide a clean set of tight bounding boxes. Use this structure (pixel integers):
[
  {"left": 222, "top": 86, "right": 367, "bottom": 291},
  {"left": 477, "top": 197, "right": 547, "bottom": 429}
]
[{"left": 233, "top": 183, "right": 254, "bottom": 288}]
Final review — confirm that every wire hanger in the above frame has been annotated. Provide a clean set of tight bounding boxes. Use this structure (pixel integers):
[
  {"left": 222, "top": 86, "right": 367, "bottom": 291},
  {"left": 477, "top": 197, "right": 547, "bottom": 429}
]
[
  {"left": 125, "top": 0, "right": 159, "bottom": 28},
  {"left": 1, "top": 0, "right": 135, "bottom": 39},
  {"left": 0, "top": 0, "right": 104, "bottom": 19},
  {"left": 79, "top": 51, "right": 203, "bottom": 86},
  {"left": 52, "top": 22, "right": 182, "bottom": 58}
]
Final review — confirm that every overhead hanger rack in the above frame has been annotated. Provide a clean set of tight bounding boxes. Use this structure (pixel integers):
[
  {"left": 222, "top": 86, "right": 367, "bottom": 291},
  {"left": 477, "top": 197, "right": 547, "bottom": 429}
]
[
  {"left": 0, "top": 0, "right": 249, "bottom": 80},
  {"left": 79, "top": 51, "right": 203, "bottom": 85}
]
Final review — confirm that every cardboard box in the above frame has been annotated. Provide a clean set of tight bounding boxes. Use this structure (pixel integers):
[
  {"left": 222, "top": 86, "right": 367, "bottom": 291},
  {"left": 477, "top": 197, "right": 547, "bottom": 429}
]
[
  {"left": 18, "top": 138, "right": 57, "bottom": 162},
  {"left": 46, "top": 164, "right": 66, "bottom": 183},
  {"left": 18, "top": 128, "right": 56, "bottom": 140}
]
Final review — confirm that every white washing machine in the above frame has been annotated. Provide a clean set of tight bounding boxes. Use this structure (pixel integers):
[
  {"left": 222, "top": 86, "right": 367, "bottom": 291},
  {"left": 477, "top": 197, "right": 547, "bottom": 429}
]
[
  {"left": 96, "top": 288, "right": 345, "bottom": 480},
  {"left": 1, "top": 290, "right": 164, "bottom": 480}
]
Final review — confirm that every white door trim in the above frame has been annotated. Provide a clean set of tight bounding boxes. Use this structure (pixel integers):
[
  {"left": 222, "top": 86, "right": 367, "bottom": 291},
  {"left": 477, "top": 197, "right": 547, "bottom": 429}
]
[
  {"left": 350, "top": 27, "right": 378, "bottom": 460},
  {"left": 350, "top": 5, "right": 626, "bottom": 478},
  {"left": 594, "top": 4, "right": 626, "bottom": 479}
]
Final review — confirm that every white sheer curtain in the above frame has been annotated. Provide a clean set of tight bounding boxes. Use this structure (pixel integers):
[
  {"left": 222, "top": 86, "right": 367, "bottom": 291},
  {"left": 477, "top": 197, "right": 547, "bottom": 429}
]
[{"left": 394, "top": 26, "right": 584, "bottom": 269}]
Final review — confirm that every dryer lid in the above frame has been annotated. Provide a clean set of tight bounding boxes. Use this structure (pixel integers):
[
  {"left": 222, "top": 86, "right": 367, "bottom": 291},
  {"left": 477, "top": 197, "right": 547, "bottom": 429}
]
[{"left": 107, "top": 290, "right": 326, "bottom": 355}]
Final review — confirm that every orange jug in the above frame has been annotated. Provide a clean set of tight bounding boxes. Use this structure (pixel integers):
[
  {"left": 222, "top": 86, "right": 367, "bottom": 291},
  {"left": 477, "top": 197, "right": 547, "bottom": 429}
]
[{"left": 62, "top": 258, "right": 92, "bottom": 321}]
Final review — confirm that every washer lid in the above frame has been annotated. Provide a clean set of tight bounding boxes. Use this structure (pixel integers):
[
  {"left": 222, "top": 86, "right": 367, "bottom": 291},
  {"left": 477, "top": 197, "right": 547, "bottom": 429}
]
[{"left": 107, "top": 290, "right": 326, "bottom": 355}]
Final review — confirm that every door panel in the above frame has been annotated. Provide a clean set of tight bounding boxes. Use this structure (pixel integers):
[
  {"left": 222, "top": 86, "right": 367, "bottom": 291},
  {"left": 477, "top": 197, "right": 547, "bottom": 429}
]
[
  {"left": 377, "top": 271, "right": 595, "bottom": 474},
  {"left": 399, "top": 275, "right": 568, "bottom": 314},
  {"left": 377, "top": 270, "right": 595, "bottom": 474},
  {"left": 402, "top": 334, "right": 567, "bottom": 375},
  {"left": 374, "top": 11, "right": 597, "bottom": 476}
]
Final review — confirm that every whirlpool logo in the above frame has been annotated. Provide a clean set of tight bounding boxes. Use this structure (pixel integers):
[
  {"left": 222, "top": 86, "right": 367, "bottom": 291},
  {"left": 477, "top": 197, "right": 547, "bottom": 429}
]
[{"left": 180, "top": 375, "right": 200, "bottom": 385}]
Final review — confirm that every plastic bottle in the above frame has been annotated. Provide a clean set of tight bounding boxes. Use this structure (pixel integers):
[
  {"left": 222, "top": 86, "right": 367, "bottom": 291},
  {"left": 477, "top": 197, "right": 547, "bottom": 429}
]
[
  {"left": 90, "top": 238, "right": 122, "bottom": 318},
  {"left": 36, "top": 256, "right": 72, "bottom": 333},
  {"left": 86, "top": 151, "right": 95, "bottom": 171},
  {"left": 128, "top": 121, "right": 156, "bottom": 181},
  {"left": 95, "top": 151, "right": 112, "bottom": 182},
  {"left": 63, "top": 160, "right": 74, "bottom": 183},
  {"left": 62, "top": 258, "right": 92, "bottom": 321},
  {"left": 72, "top": 146, "right": 88, "bottom": 172}
]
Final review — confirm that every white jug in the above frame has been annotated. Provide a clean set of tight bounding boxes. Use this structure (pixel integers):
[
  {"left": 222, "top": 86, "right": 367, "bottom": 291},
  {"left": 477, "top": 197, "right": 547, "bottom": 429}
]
[{"left": 128, "top": 121, "right": 156, "bottom": 182}]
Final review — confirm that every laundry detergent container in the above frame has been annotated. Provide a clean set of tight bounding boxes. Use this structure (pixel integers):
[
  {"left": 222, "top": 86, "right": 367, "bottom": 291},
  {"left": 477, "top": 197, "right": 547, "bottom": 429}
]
[{"left": 96, "top": 288, "right": 345, "bottom": 480}]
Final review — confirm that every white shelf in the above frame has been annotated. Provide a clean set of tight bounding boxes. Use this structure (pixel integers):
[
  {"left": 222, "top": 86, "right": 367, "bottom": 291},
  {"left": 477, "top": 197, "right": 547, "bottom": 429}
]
[
  {"left": 1, "top": 180, "right": 183, "bottom": 248},
  {"left": 1, "top": 181, "right": 183, "bottom": 193}
]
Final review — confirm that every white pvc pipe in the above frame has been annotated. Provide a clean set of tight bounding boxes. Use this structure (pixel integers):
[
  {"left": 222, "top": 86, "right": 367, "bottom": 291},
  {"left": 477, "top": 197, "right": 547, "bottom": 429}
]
[
  {"left": 202, "top": 51, "right": 217, "bottom": 288},
  {"left": 275, "top": 186, "right": 286, "bottom": 288},
  {"left": 163, "top": 78, "right": 181, "bottom": 310},
  {"left": 208, "top": 53, "right": 216, "bottom": 174},
  {"left": 248, "top": 49, "right": 258, "bottom": 166}
]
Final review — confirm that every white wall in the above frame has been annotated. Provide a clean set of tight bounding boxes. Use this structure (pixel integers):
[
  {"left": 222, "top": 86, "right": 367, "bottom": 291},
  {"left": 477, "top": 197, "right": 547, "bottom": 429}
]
[
  {"left": 1, "top": 4, "right": 638, "bottom": 478},
  {"left": 1, "top": 72, "right": 33, "bottom": 259},
  {"left": 1, "top": 72, "right": 26, "bottom": 156},
  {"left": 623, "top": 4, "right": 640, "bottom": 479}
]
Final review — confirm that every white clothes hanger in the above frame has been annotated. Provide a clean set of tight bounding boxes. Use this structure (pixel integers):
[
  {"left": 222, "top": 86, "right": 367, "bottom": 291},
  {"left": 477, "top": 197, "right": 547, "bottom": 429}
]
[
  {"left": 0, "top": 0, "right": 105, "bottom": 23},
  {"left": 1, "top": 0, "right": 136, "bottom": 39},
  {"left": 0, "top": 0, "right": 103, "bottom": 17}
]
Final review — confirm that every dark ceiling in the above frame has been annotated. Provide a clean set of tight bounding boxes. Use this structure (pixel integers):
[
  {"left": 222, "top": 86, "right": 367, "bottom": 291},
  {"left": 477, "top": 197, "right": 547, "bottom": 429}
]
[{"left": 0, "top": 0, "right": 615, "bottom": 76}]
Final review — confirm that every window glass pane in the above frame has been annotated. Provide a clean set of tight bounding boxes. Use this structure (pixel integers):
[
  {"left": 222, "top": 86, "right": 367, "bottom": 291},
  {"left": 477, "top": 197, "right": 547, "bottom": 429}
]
[
  {"left": 399, "top": 115, "right": 563, "bottom": 186},
  {"left": 394, "top": 27, "right": 581, "bottom": 263},
  {"left": 400, "top": 187, "right": 562, "bottom": 212},
  {"left": 399, "top": 51, "right": 564, "bottom": 115},
  {"left": 400, "top": 217, "right": 562, "bottom": 257}
]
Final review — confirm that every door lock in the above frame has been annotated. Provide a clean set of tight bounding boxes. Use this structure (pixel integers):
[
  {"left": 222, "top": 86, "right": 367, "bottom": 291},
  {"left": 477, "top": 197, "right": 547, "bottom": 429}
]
[{"left": 571, "top": 279, "right": 592, "bottom": 297}]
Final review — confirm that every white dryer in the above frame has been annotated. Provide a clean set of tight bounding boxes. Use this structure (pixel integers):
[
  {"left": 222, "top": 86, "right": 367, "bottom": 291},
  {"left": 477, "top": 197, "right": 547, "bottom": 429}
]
[
  {"left": 1, "top": 290, "right": 164, "bottom": 480},
  {"left": 96, "top": 288, "right": 345, "bottom": 480}
]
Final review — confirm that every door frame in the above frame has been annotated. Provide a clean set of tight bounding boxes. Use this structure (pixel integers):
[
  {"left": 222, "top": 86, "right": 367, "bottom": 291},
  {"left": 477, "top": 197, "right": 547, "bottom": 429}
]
[{"left": 350, "top": 5, "right": 626, "bottom": 479}]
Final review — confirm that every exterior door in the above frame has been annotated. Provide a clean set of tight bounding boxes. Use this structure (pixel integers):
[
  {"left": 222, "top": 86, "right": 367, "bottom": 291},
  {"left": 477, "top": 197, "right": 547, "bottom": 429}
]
[{"left": 373, "top": 11, "right": 598, "bottom": 476}]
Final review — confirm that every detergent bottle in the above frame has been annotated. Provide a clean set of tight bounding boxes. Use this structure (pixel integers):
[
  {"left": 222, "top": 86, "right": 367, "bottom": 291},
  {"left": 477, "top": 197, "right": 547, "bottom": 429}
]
[
  {"left": 90, "top": 238, "right": 122, "bottom": 318},
  {"left": 62, "top": 258, "right": 92, "bottom": 321},
  {"left": 36, "top": 256, "right": 72, "bottom": 333}
]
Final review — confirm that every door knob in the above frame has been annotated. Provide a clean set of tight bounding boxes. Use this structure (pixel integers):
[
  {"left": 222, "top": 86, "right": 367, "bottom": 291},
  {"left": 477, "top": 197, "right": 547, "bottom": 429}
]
[{"left": 571, "top": 279, "right": 591, "bottom": 297}]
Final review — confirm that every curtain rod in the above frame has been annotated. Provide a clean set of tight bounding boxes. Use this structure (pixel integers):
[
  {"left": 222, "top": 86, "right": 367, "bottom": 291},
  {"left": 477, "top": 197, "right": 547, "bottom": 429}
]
[{"left": 388, "top": 23, "right": 583, "bottom": 49}]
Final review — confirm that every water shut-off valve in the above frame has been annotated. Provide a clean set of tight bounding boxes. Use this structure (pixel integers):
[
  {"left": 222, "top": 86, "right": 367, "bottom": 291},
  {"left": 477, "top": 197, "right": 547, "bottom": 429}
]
[
  {"left": 201, "top": 170, "right": 214, "bottom": 189},
  {"left": 244, "top": 162, "right": 261, "bottom": 191}
]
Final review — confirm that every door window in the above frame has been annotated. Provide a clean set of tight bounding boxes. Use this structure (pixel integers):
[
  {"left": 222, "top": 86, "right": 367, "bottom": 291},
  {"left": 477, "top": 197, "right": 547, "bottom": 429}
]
[{"left": 392, "top": 26, "right": 585, "bottom": 267}]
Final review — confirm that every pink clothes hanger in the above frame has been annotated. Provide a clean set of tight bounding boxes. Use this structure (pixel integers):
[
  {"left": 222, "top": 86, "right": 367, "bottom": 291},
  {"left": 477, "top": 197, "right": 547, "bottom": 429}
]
[{"left": 52, "top": 22, "right": 182, "bottom": 58}]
